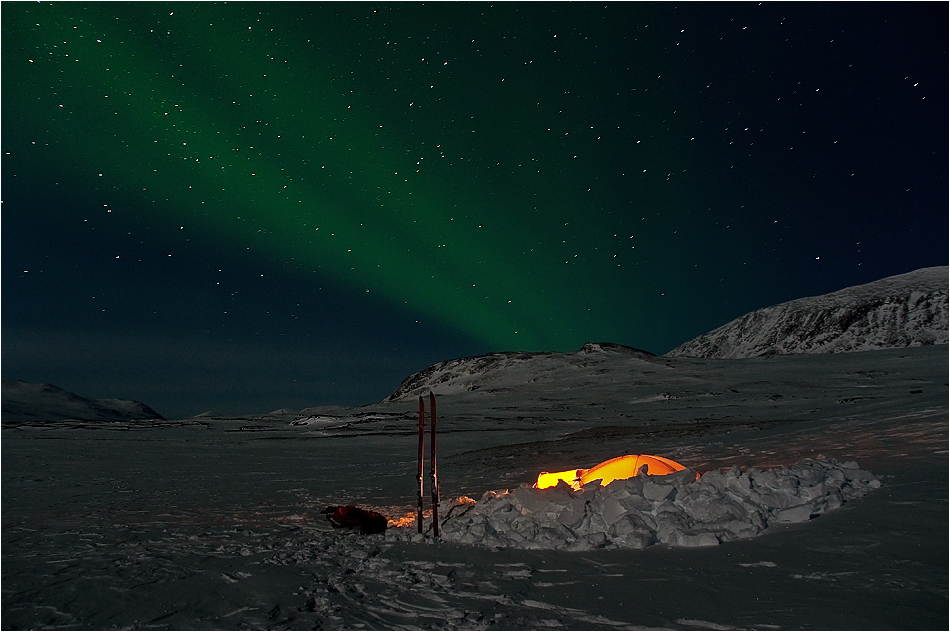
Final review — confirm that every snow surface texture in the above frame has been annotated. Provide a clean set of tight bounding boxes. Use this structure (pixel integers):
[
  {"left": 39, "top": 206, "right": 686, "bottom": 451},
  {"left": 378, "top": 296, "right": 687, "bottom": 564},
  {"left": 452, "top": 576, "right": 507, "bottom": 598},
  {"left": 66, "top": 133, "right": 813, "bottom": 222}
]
[
  {"left": 667, "top": 266, "right": 948, "bottom": 358},
  {"left": 4, "top": 346, "right": 946, "bottom": 630},
  {"left": 1, "top": 377, "right": 164, "bottom": 424},
  {"left": 421, "top": 457, "right": 880, "bottom": 551}
]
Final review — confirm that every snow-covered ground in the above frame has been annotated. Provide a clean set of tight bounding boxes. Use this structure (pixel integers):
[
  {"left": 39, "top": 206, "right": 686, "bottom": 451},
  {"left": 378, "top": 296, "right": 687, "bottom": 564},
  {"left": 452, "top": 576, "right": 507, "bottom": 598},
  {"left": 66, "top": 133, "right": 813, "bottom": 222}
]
[{"left": 3, "top": 344, "right": 947, "bottom": 630}]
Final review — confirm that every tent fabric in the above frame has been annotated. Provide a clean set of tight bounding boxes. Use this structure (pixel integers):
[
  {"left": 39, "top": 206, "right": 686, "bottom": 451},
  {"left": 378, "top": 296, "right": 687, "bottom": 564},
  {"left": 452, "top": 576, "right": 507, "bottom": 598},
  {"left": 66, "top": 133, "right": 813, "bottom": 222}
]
[
  {"left": 581, "top": 454, "right": 686, "bottom": 486},
  {"left": 534, "top": 468, "right": 585, "bottom": 490},
  {"left": 534, "top": 454, "right": 688, "bottom": 490}
]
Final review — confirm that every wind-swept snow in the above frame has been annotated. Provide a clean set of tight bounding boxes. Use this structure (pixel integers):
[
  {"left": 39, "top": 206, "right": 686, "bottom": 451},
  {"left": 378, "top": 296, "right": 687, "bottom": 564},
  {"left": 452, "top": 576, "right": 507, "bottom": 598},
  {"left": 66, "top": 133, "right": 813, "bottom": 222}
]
[{"left": 668, "top": 266, "right": 948, "bottom": 358}]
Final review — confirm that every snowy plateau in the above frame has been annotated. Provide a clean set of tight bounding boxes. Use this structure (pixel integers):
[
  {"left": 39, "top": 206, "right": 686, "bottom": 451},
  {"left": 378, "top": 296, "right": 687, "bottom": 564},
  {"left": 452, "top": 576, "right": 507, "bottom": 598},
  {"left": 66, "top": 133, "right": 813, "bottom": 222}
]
[{"left": 2, "top": 267, "right": 948, "bottom": 630}]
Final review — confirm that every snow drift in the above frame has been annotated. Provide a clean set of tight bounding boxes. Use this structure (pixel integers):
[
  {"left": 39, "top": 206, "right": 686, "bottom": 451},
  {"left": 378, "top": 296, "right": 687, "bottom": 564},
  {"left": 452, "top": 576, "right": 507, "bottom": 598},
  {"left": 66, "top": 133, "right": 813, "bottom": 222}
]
[
  {"left": 667, "top": 266, "right": 948, "bottom": 359},
  {"left": 423, "top": 457, "right": 880, "bottom": 551}
]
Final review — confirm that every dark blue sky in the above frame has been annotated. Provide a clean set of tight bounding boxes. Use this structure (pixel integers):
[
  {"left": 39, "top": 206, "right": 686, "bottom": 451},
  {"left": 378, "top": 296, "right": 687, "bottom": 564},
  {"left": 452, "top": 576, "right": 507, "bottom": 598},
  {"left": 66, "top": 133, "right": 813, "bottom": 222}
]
[{"left": 3, "top": 2, "right": 947, "bottom": 418}]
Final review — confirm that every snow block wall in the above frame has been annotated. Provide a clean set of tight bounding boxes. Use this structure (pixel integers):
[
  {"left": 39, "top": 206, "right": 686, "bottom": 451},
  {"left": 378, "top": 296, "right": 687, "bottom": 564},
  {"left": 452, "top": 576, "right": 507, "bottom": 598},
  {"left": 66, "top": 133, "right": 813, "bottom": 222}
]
[
  {"left": 427, "top": 457, "right": 879, "bottom": 551},
  {"left": 667, "top": 266, "right": 948, "bottom": 359}
]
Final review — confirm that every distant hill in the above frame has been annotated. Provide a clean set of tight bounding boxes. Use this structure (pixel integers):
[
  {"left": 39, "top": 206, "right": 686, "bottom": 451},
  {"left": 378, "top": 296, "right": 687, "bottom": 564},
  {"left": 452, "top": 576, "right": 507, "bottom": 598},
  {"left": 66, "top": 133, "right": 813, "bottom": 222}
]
[
  {"left": 384, "top": 342, "right": 657, "bottom": 402},
  {"left": 666, "top": 267, "right": 948, "bottom": 359},
  {"left": 1, "top": 378, "right": 164, "bottom": 423},
  {"left": 383, "top": 269, "right": 947, "bottom": 402}
]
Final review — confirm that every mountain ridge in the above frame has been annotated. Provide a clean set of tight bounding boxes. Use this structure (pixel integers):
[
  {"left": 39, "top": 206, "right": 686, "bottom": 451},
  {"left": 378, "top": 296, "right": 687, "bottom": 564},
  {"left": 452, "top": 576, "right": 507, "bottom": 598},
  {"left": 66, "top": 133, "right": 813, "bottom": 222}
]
[
  {"left": 385, "top": 267, "right": 947, "bottom": 400},
  {"left": 666, "top": 266, "right": 948, "bottom": 359},
  {"left": 384, "top": 342, "right": 657, "bottom": 402},
  {"left": 1, "top": 378, "right": 165, "bottom": 424}
]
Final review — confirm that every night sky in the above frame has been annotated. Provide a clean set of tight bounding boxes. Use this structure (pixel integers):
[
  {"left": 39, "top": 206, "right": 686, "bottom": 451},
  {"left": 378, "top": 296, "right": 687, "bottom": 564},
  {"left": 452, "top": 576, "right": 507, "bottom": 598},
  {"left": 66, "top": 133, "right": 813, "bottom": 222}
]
[{"left": 3, "top": 2, "right": 947, "bottom": 418}]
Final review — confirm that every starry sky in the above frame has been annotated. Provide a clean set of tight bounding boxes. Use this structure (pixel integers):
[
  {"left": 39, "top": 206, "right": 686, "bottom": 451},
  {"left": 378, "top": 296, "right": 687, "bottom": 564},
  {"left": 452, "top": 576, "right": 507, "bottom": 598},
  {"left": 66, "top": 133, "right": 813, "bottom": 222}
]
[{"left": 3, "top": 2, "right": 947, "bottom": 418}]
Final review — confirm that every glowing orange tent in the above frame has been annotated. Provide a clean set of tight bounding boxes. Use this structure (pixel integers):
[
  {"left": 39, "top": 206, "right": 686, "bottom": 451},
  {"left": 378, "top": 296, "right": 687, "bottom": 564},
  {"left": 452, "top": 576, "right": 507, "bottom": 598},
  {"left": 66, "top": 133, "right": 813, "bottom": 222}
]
[{"left": 534, "top": 454, "right": 689, "bottom": 490}]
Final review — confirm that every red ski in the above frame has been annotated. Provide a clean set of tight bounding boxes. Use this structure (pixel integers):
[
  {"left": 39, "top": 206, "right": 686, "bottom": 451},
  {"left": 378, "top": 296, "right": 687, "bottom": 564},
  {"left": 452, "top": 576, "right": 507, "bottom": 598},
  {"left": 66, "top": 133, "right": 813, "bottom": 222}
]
[
  {"left": 429, "top": 391, "right": 440, "bottom": 537},
  {"left": 417, "top": 395, "right": 425, "bottom": 533},
  {"left": 416, "top": 392, "right": 440, "bottom": 537}
]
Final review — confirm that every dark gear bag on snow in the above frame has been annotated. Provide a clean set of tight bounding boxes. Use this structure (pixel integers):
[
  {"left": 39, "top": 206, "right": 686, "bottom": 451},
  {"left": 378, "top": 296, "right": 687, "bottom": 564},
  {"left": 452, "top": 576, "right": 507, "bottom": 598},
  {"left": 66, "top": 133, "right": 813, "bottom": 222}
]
[{"left": 324, "top": 505, "right": 388, "bottom": 534}]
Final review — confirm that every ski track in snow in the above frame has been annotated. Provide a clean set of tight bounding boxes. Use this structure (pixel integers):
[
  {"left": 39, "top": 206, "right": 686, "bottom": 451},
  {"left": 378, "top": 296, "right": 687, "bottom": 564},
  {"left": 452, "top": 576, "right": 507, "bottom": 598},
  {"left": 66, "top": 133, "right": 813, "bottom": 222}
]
[{"left": 2, "top": 514, "right": 645, "bottom": 629}]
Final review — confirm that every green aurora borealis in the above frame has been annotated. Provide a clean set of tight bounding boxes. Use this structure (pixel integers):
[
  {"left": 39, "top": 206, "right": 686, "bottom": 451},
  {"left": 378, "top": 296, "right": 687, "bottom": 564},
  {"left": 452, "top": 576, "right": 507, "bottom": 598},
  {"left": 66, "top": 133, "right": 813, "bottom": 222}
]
[
  {"left": 7, "top": 2, "right": 691, "bottom": 351},
  {"left": 3, "top": 2, "right": 946, "bottom": 415}
]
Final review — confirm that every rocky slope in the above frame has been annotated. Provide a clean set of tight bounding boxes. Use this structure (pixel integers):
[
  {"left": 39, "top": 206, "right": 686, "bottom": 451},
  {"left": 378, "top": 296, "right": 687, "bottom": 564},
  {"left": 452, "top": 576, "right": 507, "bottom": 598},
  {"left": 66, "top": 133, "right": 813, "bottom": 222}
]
[
  {"left": 384, "top": 342, "right": 656, "bottom": 402},
  {"left": 1, "top": 378, "right": 164, "bottom": 424},
  {"left": 666, "top": 267, "right": 948, "bottom": 359},
  {"left": 382, "top": 268, "right": 947, "bottom": 401}
]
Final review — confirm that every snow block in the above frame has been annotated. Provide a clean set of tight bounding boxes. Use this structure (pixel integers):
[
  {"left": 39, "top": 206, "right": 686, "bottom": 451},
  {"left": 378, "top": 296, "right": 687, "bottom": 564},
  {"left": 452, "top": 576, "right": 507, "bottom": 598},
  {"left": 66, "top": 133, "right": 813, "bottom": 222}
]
[
  {"left": 771, "top": 504, "right": 816, "bottom": 523},
  {"left": 641, "top": 479, "right": 676, "bottom": 501},
  {"left": 436, "top": 457, "right": 879, "bottom": 551}
]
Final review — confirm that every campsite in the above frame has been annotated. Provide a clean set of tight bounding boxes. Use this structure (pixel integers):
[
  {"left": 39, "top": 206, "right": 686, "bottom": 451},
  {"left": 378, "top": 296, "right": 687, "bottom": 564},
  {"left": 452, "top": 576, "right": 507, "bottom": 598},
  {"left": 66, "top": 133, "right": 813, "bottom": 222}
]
[
  {"left": 3, "top": 343, "right": 946, "bottom": 630},
  {"left": 3, "top": 1, "right": 946, "bottom": 627}
]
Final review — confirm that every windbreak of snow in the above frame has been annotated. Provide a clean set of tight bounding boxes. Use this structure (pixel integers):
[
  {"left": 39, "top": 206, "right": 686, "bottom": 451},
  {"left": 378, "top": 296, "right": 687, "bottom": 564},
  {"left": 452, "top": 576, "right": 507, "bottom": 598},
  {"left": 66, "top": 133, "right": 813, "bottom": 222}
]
[
  {"left": 407, "top": 457, "right": 880, "bottom": 551},
  {"left": 667, "top": 266, "right": 948, "bottom": 358}
]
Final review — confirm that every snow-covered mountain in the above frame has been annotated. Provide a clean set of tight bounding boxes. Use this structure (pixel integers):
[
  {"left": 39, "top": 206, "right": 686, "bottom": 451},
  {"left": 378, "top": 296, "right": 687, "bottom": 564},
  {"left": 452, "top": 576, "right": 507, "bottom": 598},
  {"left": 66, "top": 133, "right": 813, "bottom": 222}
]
[
  {"left": 1, "top": 378, "right": 164, "bottom": 424},
  {"left": 666, "top": 266, "right": 948, "bottom": 359},
  {"left": 384, "top": 342, "right": 657, "bottom": 402},
  {"left": 383, "top": 268, "right": 947, "bottom": 401}
]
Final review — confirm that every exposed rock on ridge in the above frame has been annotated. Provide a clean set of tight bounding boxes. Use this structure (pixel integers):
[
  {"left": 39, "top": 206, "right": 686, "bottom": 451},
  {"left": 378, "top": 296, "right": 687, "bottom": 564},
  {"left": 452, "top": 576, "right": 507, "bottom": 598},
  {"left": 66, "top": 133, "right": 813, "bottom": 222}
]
[
  {"left": 666, "top": 267, "right": 948, "bottom": 359},
  {"left": 385, "top": 342, "right": 655, "bottom": 402},
  {"left": 384, "top": 268, "right": 946, "bottom": 401}
]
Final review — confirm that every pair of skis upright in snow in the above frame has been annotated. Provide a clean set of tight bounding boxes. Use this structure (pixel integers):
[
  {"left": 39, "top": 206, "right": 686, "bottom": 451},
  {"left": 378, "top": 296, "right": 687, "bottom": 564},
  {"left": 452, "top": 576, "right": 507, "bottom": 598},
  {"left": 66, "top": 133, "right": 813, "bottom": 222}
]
[{"left": 417, "top": 391, "right": 439, "bottom": 537}]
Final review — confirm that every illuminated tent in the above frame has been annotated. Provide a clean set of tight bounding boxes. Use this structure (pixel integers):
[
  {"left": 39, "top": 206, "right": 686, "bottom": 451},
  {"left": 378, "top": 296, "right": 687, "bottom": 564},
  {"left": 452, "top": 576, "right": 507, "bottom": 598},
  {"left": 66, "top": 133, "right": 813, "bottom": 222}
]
[{"left": 534, "top": 454, "right": 690, "bottom": 490}]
